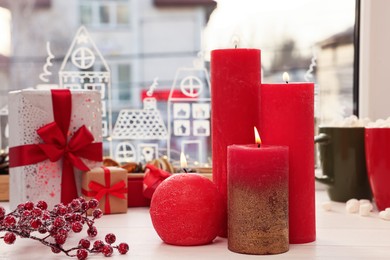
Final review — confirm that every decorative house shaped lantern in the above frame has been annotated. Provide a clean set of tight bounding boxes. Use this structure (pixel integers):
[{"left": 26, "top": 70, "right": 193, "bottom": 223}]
[
  {"left": 58, "top": 26, "right": 112, "bottom": 155},
  {"left": 112, "top": 97, "right": 168, "bottom": 164},
  {"left": 167, "top": 66, "right": 211, "bottom": 167}
]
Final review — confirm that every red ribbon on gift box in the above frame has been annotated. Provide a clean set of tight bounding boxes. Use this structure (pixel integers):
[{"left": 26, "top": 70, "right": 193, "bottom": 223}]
[
  {"left": 9, "top": 89, "right": 102, "bottom": 205},
  {"left": 82, "top": 167, "right": 127, "bottom": 214},
  {"left": 143, "top": 164, "right": 171, "bottom": 199}
]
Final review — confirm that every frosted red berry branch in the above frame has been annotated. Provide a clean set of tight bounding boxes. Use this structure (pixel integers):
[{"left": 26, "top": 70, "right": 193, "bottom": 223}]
[{"left": 0, "top": 198, "right": 129, "bottom": 259}]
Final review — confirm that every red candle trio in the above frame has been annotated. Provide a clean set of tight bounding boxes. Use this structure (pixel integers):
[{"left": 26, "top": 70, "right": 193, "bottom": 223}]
[{"left": 211, "top": 48, "right": 315, "bottom": 245}]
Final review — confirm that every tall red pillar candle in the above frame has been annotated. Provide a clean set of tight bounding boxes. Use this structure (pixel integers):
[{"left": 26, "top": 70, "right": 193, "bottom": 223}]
[
  {"left": 228, "top": 143, "right": 289, "bottom": 255},
  {"left": 211, "top": 49, "right": 261, "bottom": 236},
  {"left": 259, "top": 78, "right": 315, "bottom": 244}
]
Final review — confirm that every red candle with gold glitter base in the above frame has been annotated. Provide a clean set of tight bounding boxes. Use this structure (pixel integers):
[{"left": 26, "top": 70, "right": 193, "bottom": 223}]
[{"left": 228, "top": 128, "right": 289, "bottom": 255}]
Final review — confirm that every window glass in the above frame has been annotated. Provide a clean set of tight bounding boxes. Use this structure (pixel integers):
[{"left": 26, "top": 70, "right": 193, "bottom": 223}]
[
  {"left": 115, "top": 63, "right": 131, "bottom": 101},
  {"left": 204, "top": 0, "right": 356, "bottom": 124},
  {"left": 80, "top": 5, "right": 93, "bottom": 25},
  {"left": 79, "top": 0, "right": 130, "bottom": 27},
  {"left": 116, "top": 4, "right": 129, "bottom": 25},
  {"left": 99, "top": 4, "right": 110, "bottom": 24}
]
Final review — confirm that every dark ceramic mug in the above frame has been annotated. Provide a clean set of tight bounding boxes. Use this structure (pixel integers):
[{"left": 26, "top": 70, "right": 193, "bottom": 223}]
[{"left": 315, "top": 127, "right": 372, "bottom": 202}]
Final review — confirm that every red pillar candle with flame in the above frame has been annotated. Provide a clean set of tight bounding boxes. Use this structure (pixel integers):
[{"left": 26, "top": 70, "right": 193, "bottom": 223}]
[
  {"left": 227, "top": 128, "right": 289, "bottom": 255},
  {"left": 259, "top": 72, "right": 315, "bottom": 244},
  {"left": 149, "top": 153, "right": 224, "bottom": 246},
  {"left": 211, "top": 48, "right": 261, "bottom": 237}
]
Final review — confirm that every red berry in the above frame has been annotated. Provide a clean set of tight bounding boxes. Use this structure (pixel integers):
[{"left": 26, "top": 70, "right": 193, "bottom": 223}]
[
  {"left": 49, "top": 226, "right": 58, "bottom": 236},
  {"left": 58, "top": 228, "right": 69, "bottom": 236},
  {"left": 72, "top": 222, "right": 83, "bottom": 233},
  {"left": 64, "top": 213, "right": 73, "bottom": 222},
  {"left": 88, "top": 199, "right": 99, "bottom": 209},
  {"left": 22, "top": 210, "right": 31, "bottom": 218},
  {"left": 36, "top": 200, "right": 48, "bottom": 210},
  {"left": 77, "top": 248, "right": 88, "bottom": 260},
  {"left": 70, "top": 199, "right": 81, "bottom": 211},
  {"left": 57, "top": 205, "right": 68, "bottom": 216},
  {"left": 81, "top": 202, "right": 89, "bottom": 211},
  {"left": 24, "top": 201, "right": 34, "bottom": 210},
  {"left": 31, "top": 208, "right": 42, "bottom": 218},
  {"left": 93, "top": 240, "right": 104, "bottom": 251},
  {"left": 53, "top": 217, "right": 66, "bottom": 228},
  {"left": 38, "top": 227, "right": 47, "bottom": 234},
  {"left": 72, "top": 213, "right": 82, "bottom": 222},
  {"left": 3, "top": 215, "right": 16, "bottom": 227},
  {"left": 79, "top": 239, "right": 90, "bottom": 249},
  {"left": 42, "top": 212, "right": 51, "bottom": 220},
  {"left": 55, "top": 234, "right": 66, "bottom": 245},
  {"left": 17, "top": 203, "right": 25, "bottom": 212},
  {"left": 105, "top": 233, "right": 116, "bottom": 244},
  {"left": 87, "top": 226, "right": 98, "bottom": 237},
  {"left": 51, "top": 246, "right": 61, "bottom": 254},
  {"left": 0, "top": 206, "right": 5, "bottom": 218},
  {"left": 92, "top": 209, "right": 103, "bottom": 219},
  {"left": 117, "top": 243, "right": 129, "bottom": 254},
  {"left": 102, "top": 245, "right": 113, "bottom": 257},
  {"left": 30, "top": 219, "right": 42, "bottom": 229},
  {"left": 4, "top": 232, "right": 16, "bottom": 245}
]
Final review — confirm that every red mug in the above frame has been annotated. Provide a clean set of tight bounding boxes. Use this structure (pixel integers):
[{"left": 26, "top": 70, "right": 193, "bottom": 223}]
[{"left": 365, "top": 128, "right": 390, "bottom": 211}]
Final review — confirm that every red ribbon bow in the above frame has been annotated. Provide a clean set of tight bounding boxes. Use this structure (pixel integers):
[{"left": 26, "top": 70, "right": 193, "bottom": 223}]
[
  {"left": 82, "top": 167, "right": 127, "bottom": 214},
  {"left": 143, "top": 164, "right": 171, "bottom": 199},
  {"left": 9, "top": 89, "right": 102, "bottom": 204}
]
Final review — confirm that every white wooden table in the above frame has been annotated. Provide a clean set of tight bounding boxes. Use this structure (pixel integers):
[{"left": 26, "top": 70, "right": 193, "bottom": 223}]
[{"left": 1, "top": 190, "right": 389, "bottom": 259}]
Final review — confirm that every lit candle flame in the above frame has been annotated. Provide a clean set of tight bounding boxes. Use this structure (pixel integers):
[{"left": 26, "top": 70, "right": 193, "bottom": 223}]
[
  {"left": 254, "top": 126, "right": 261, "bottom": 148},
  {"left": 180, "top": 152, "right": 188, "bottom": 168},
  {"left": 283, "top": 72, "right": 290, "bottom": 83},
  {"left": 232, "top": 35, "right": 240, "bottom": 49}
]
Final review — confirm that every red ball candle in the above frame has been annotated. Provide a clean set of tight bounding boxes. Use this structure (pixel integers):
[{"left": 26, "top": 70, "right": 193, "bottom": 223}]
[
  {"left": 149, "top": 173, "right": 224, "bottom": 246},
  {"left": 259, "top": 73, "right": 315, "bottom": 244},
  {"left": 228, "top": 129, "right": 289, "bottom": 255},
  {"left": 211, "top": 48, "right": 261, "bottom": 236}
]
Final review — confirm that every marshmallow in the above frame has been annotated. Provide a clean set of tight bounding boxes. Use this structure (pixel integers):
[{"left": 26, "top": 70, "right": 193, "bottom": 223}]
[
  {"left": 321, "top": 201, "right": 332, "bottom": 211},
  {"left": 346, "top": 199, "right": 359, "bottom": 214},
  {"left": 379, "top": 210, "right": 390, "bottom": 221},
  {"left": 359, "top": 203, "right": 371, "bottom": 216},
  {"left": 359, "top": 199, "right": 371, "bottom": 205}
]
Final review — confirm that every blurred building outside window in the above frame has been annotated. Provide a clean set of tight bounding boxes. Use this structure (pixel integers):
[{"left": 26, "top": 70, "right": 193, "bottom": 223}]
[{"left": 80, "top": 0, "right": 130, "bottom": 27}]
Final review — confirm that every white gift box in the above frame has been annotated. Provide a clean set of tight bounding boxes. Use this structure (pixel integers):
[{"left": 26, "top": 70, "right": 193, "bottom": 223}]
[{"left": 8, "top": 89, "right": 103, "bottom": 209}]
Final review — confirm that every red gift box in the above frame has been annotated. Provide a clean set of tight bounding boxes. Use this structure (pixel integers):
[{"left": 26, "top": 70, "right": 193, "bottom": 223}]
[
  {"left": 128, "top": 173, "right": 150, "bottom": 207},
  {"left": 82, "top": 167, "right": 128, "bottom": 214},
  {"left": 127, "top": 164, "right": 171, "bottom": 207}
]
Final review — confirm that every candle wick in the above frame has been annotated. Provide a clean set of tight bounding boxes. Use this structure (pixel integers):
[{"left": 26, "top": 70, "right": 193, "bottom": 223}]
[
  {"left": 286, "top": 81, "right": 289, "bottom": 84},
  {"left": 257, "top": 144, "right": 261, "bottom": 148},
  {"left": 235, "top": 44, "right": 237, "bottom": 49},
  {"left": 183, "top": 168, "right": 188, "bottom": 173}
]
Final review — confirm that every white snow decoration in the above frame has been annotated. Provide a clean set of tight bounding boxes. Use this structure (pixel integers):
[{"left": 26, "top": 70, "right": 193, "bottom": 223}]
[
  {"left": 59, "top": 26, "right": 112, "bottom": 155},
  {"left": 112, "top": 94, "right": 168, "bottom": 163},
  {"left": 147, "top": 77, "right": 159, "bottom": 97},
  {"left": 167, "top": 64, "right": 211, "bottom": 167},
  {"left": 39, "top": 42, "right": 55, "bottom": 83},
  {"left": 115, "top": 142, "right": 136, "bottom": 164}
]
